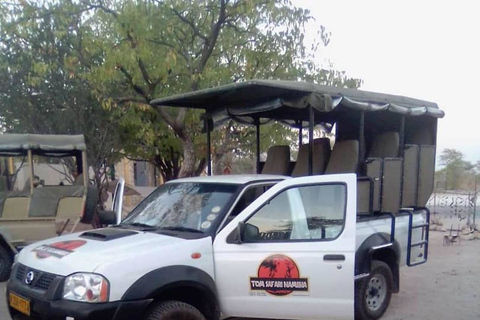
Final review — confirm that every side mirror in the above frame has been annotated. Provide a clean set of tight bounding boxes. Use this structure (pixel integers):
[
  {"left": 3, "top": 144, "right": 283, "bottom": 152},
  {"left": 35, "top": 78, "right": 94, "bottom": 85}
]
[
  {"left": 235, "top": 222, "right": 260, "bottom": 243},
  {"left": 244, "top": 223, "right": 260, "bottom": 241},
  {"left": 98, "top": 210, "right": 117, "bottom": 226},
  {"left": 235, "top": 222, "right": 246, "bottom": 244}
]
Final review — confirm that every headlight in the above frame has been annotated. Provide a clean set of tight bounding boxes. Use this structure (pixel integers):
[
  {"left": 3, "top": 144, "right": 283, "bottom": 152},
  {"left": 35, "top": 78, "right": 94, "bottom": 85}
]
[{"left": 63, "top": 273, "right": 109, "bottom": 303}]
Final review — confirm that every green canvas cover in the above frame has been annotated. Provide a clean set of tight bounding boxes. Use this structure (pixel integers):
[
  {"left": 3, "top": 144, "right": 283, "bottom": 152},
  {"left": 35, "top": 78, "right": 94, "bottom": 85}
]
[
  {"left": 28, "top": 186, "right": 84, "bottom": 217},
  {"left": 0, "top": 134, "right": 86, "bottom": 156},
  {"left": 151, "top": 80, "right": 445, "bottom": 127}
]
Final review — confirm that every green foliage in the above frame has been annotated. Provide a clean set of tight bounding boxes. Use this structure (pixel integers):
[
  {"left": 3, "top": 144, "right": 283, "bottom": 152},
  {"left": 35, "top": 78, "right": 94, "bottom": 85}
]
[
  {"left": 81, "top": 0, "right": 361, "bottom": 178},
  {"left": 0, "top": 0, "right": 123, "bottom": 203},
  {"left": 436, "top": 148, "right": 477, "bottom": 190},
  {"left": 1, "top": 0, "right": 362, "bottom": 181}
]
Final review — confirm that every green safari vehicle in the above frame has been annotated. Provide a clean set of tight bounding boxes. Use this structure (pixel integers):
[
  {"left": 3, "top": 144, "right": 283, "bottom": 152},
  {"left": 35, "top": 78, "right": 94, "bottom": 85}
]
[{"left": 0, "top": 134, "right": 103, "bottom": 281}]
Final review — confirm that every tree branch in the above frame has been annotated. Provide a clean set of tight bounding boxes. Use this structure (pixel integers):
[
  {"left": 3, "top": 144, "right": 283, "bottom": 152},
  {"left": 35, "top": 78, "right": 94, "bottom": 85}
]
[
  {"left": 81, "top": 0, "right": 119, "bottom": 19},
  {"left": 115, "top": 96, "right": 149, "bottom": 105},
  {"left": 154, "top": 106, "right": 177, "bottom": 129},
  {"left": 138, "top": 58, "right": 153, "bottom": 87},
  {"left": 170, "top": 8, "right": 208, "bottom": 41},
  {"left": 117, "top": 65, "right": 150, "bottom": 100},
  {"left": 146, "top": 38, "right": 190, "bottom": 65},
  {"left": 196, "top": 0, "right": 227, "bottom": 74}
]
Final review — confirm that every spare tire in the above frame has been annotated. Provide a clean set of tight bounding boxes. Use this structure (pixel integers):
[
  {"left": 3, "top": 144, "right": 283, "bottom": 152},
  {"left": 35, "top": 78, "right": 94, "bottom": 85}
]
[{"left": 81, "top": 185, "right": 99, "bottom": 224}]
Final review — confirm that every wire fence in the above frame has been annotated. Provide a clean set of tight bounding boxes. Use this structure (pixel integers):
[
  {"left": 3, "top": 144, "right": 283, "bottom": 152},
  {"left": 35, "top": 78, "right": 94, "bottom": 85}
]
[{"left": 427, "top": 190, "right": 478, "bottom": 228}]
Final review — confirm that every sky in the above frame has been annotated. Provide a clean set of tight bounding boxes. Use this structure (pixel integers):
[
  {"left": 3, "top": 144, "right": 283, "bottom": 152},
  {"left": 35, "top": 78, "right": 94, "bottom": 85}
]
[{"left": 292, "top": 0, "right": 480, "bottom": 164}]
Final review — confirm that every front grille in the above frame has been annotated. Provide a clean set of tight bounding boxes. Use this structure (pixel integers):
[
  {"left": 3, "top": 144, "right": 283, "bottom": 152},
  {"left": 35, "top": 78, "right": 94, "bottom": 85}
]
[
  {"left": 15, "top": 264, "right": 58, "bottom": 292},
  {"left": 16, "top": 264, "right": 26, "bottom": 281},
  {"left": 33, "top": 273, "right": 56, "bottom": 290}
]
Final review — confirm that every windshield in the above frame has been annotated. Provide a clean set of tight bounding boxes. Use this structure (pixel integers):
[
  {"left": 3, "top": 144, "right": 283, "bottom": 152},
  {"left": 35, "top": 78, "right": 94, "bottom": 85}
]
[{"left": 121, "top": 182, "right": 239, "bottom": 233}]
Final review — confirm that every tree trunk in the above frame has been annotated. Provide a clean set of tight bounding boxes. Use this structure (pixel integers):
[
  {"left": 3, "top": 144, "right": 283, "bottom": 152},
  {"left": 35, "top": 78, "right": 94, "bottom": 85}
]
[
  {"left": 153, "top": 154, "right": 180, "bottom": 182},
  {"left": 212, "top": 121, "right": 233, "bottom": 175},
  {"left": 178, "top": 137, "right": 196, "bottom": 178},
  {"left": 213, "top": 153, "right": 224, "bottom": 175}
]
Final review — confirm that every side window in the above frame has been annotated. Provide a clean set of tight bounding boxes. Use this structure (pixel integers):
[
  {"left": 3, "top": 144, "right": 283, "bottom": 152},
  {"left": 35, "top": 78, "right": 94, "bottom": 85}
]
[
  {"left": 221, "top": 184, "right": 274, "bottom": 228},
  {"left": 244, "top": 184, "right": 346, "bottom": 242}
]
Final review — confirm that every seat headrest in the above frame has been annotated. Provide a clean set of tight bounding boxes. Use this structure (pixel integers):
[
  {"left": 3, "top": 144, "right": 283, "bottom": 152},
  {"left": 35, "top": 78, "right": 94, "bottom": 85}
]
[
  {"left": 292, "top": 138, "right": 331, "bottom": 177},
  {"left": 368, "top": 131, "right": 399, "bottom": 158},
  {"left": 325, "top": 140, "right": 359, "bottom": 174},
  {"left": 261, "top": 145, "right": 290, "bottom": 175}
]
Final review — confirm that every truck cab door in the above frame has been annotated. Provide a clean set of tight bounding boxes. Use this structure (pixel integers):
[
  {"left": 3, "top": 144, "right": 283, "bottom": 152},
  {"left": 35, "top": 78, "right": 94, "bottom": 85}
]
[{"left": 213, "top": 174, "right": 357, "bottom": 320}]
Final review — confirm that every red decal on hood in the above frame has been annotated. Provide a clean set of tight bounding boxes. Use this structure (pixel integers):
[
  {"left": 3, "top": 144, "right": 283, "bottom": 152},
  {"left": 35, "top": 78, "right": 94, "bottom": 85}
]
[{"left": 33, "top": 240, "right": 87, "bottom": 259}]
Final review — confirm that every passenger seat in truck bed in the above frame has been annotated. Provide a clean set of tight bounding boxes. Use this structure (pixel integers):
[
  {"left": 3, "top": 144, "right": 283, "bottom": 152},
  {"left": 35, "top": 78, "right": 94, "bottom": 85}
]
[
  {"left": 325, "top": 140, "right": 359, "bottom": 174},
  {"left": 261, "top": 145, "right": 290, "bottom": 175},
  {"left": 365, "top": 131, "right": 402, "bottom": 214},
  {"left": 368, "top": 131, "right": 400, "bottom": 158},
  {"left": 292, "top": 138, "right": 331, "bottom": 177}
]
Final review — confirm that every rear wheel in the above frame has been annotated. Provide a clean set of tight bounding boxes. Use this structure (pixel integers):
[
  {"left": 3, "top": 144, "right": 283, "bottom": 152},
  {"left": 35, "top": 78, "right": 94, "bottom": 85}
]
[
  {"left": 0, "top": 244, "right": 13, "bottom": 282},
  {"left": 355, "top": 260, "right": 393, "bottom": 320},
  {"left": 145, "top": 300, "right": 206, "bottom": 320}
]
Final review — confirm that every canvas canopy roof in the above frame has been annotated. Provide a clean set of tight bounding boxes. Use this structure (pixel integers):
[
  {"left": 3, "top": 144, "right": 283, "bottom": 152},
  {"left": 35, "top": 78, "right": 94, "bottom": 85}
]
[
  {"left": 151, "top": 80, "right": 444, "bottom": 127},
  {"left": 0, "top": 134, "right": 86, "bottom": 156}
]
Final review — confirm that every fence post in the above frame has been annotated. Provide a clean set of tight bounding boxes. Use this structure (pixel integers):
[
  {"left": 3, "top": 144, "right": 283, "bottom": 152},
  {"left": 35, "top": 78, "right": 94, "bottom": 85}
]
[{"left": 474, "top": 177, "right": 477, "bottom": 229}]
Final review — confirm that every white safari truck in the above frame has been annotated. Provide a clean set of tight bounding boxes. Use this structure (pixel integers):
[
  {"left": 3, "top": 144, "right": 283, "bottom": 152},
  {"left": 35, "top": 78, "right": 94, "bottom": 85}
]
[{"left": 6, "top": 81, "right": 444, "bottom": 320}]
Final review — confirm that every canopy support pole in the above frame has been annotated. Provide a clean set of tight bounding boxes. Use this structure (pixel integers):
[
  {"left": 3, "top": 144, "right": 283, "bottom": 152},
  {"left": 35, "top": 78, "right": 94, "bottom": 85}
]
[
  {"left": 82, "top": 151, "right": 88, "bottom": 189},
  {"left": 298, "top": 121, "right": 303, "bottom": 147},
  {"left": 359, "top": 112, "right": 365, "bottom": 170},
  {"left": 308, "top": 105, "right": 314, "bottom": 175},
  {"left": 256, "top": 119, "right": 261, "bottom": 174},
  {"left": 399, "top": 115, "right": 406, "bottom": 207},
  {"left": 27, "top": 149, "right": 34, "bottom": 194},
  {"left": 399, "top": 116, "right": 405, "bottom": 157},
  {"left": 205, "top": 116, "right": 212, "bottom": 176}
]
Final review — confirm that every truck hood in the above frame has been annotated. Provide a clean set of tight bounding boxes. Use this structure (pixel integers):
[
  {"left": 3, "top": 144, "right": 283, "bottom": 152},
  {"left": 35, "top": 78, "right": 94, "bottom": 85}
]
[{"left": 17, "top": 228, "right": 208, "bottom": 276}]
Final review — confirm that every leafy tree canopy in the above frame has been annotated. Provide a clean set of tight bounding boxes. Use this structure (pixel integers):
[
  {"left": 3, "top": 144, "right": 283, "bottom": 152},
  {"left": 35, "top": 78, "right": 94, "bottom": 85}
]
[
  {"left": 436, "top": 148, "right": 477, "bottom": 190},
  {"left": 0, "top": 0, "right": 362, "bottom": 182},
  {"left": 0, "top": 0, "right": 124, "bottom": 203}
]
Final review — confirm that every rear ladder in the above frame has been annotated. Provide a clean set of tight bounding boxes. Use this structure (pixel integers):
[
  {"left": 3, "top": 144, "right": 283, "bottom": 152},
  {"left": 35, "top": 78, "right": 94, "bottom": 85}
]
[{"left": 406, "top": 208, "right": 430, "bottom": 266}]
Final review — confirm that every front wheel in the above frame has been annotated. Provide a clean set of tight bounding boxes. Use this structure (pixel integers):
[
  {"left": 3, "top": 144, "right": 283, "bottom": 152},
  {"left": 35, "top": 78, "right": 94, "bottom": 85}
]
[
  {"left": 145, "top": 300, "right": 206, "bottom": 320},
  {"left": 355, "top": 260, "right": 393, "bottom": 320},
  {"left": 0, "top": 245, "right": 13, "bottom": 282}
]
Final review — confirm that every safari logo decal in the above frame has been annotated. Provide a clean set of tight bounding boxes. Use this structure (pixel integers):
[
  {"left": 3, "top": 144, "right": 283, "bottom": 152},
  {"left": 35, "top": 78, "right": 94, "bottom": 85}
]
[
  {"left": 250, "top": 254, "right": 309, "bottom": 296},
  {"left": 33, "top": 240, "right": 87, "bottom": 259}
]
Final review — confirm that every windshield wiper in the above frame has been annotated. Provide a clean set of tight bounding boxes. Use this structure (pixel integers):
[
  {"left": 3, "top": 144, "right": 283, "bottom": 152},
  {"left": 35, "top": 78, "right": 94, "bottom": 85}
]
[
  {"left": 121, "top": 222, "right": 157, "bottom": 230},
  {"left": 159, "top": 226, "right": 204, "bottom": 233}
]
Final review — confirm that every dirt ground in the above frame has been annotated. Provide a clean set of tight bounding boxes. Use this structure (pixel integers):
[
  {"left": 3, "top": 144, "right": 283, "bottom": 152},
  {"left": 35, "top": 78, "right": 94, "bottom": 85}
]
[
  {"left": 1, "top": 231, "right": 479, "bottom": 320},
  {"left": 382, "top": 231, "right": 480, "bottom": 320}
]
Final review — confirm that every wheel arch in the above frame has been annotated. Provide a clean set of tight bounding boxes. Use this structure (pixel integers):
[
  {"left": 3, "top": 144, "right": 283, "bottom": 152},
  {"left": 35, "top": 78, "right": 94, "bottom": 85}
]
[
  {"left": 122, "top": 265, "right": 219, "bottom": 320},
  {"left": 0, "top": 232, "right": 17, "bottom": 258},
  {"left": 356, "top": 232, "right": 400, "bottom": 293}
]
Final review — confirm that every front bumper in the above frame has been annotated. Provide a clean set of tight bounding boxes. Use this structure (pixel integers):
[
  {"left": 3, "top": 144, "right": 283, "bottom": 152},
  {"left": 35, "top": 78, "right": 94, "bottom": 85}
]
[{"left": 6, "top": 266, "right": 152, "bottom": 320}]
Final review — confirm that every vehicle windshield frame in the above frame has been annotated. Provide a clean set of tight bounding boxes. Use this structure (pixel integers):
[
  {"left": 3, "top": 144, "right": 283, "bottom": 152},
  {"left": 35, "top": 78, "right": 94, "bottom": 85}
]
[{"left": 121, "top": 181, "right": 241, "bottom": 237}]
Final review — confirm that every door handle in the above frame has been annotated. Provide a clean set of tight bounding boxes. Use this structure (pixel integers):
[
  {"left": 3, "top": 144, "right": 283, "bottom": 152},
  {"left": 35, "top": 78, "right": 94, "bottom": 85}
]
[{"left": 323, "top": 254, "right": 345, "bottom": 261}]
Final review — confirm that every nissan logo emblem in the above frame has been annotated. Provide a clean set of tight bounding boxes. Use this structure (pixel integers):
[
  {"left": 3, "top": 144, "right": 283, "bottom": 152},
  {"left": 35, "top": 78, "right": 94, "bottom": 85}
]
[{"left": 25, "top": 271, "right": 35, "bottom": 285}]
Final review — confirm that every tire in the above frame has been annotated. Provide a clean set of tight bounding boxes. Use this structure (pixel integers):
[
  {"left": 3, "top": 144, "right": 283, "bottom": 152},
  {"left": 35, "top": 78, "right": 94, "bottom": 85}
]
[
  {"left": 145, "top": 300, "right": 206, "bottom": 320},
  {"left": 81, "top": 185, "right": 99, "bottom": 224},
  {"left": 355, "top": 260, "right": 393, "bottom": 320},
  {"left": 0, "top": 244, "right": 13, "bottom": 282}
]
